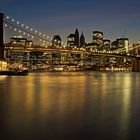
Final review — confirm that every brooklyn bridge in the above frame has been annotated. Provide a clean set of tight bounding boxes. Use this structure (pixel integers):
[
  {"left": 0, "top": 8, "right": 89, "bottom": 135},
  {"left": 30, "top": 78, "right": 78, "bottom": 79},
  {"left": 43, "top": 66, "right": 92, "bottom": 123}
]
[{"left": 0, "top": 12, "right": 140, "bottom": 72}]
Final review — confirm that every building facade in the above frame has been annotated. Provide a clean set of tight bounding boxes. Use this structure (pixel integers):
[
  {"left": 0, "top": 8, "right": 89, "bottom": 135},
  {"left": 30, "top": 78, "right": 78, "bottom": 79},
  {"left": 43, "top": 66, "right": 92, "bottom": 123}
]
[
  {"left": 93, "top": 31, "right": 104, "bottom": 50},
  {"left": 52, "top": 35, "right": 61, "bottom": 47},
  {"left": 111, "top": 38, "right": 129, "bottom": 52},
  {"left": 67, "top": 28, "right": 80, "bottom": 48},
  {"left": 10, "top": 36, "right": 33, "bottom": 47},
  {"left": 67, "top": 34, "right": 75, "bottom": 48},
  {"left": 103, "top": 39, "right": 111, "bottom": 51}
]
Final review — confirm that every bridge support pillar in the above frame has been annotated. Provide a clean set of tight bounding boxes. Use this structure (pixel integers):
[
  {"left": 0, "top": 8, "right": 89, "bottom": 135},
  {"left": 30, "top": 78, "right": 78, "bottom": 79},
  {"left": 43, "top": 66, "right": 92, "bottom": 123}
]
[
  {"left": 0, "top": 13, "right": 4, "bottom": 59},
  {"left": 99, "top": 56, "right": 106, "bottom": 70},
  {"left": 133, "top": 59, "right": 140, "bottom": 72}
]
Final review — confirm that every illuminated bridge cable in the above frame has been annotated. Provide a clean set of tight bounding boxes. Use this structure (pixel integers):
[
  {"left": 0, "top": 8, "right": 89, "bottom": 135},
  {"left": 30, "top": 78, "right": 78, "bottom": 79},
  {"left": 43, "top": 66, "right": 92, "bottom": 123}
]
[
  {"left": 3, "top": 16, "right": 51, "bottom": 42},
  {"left": 4, "top": 15, "right": 51, "bottom": 39},
  {"left": 4, "top": 19, "right": 51, "bottom": 44}
]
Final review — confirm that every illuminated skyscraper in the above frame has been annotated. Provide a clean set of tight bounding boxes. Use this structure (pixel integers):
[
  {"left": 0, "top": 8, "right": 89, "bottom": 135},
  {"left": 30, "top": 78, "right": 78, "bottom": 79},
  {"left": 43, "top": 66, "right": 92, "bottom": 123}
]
[
  {"left": 93, "top": 31, "right": 104, "bottom": 50},
  {"left": 67, "top": 34, "right": 75, "bottom": 48},
  {"left": 117, "top": 38, "right": 129, "bottom": 50},
  {"left": 111, "top": 38, "right": 129, "bottom": 52}
]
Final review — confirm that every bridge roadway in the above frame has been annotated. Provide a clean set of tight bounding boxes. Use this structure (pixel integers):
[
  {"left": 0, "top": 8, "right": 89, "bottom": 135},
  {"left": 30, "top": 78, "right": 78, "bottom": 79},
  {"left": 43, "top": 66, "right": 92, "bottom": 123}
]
[
  {"left": 4, "top": 44, "right": 137, "bottom": 59},
  {"left": 4, "top": 44, "right": 140, "bottom": 72}
]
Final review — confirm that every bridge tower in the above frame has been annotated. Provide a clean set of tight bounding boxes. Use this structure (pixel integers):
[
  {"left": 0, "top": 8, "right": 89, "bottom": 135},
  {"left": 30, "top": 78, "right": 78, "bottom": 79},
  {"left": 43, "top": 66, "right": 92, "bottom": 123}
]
[
  {"left": 0, "top": 13, "right": 4, "bottom": 59},
  {"left": 133, "top": 59, "right": 140, "bottom": 72}
]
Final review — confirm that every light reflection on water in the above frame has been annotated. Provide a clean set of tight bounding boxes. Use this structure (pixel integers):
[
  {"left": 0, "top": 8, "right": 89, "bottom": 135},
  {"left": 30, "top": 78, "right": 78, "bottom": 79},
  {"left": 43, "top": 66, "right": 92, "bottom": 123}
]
[{"left": 1, "top": 72, "right": 140, "bottom": 140}]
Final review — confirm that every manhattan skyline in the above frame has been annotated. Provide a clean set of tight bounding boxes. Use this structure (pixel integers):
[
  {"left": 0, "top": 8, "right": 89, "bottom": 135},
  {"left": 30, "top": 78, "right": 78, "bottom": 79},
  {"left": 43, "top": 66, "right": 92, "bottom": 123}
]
[{"left": 1, "top": 0, "right": 140, "bottom": 44}]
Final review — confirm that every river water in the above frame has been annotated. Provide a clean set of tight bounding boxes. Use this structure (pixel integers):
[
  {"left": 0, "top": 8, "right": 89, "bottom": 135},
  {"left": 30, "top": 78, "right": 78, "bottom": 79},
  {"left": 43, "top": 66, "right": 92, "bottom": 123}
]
[{"left": 1, "top": 72, "right": 140, "bottom": 140}]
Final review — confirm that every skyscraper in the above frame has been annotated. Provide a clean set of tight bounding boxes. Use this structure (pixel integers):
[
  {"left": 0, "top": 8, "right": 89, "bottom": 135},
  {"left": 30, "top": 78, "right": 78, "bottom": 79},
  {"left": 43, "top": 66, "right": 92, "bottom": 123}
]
[
  {"left": 93, "top": 31, "right": 104, "bottom": 50},
  {"left": 67, "top": 28, "right": 80, "bottom": 48},
  {"left": 103, "top": 39, "right": 111, "bottom": 51},
  {"left": 80, "top": 32, "right": 85, "bottom": 47},
  {"left": 67, "top": 34, "right": 75, "bottom": 48},
  {"left": 74, "top": 28, "right": 79, "bottom": 47},
  {"left": 111, "top": 38, "right": 129, "bottom": 52}
]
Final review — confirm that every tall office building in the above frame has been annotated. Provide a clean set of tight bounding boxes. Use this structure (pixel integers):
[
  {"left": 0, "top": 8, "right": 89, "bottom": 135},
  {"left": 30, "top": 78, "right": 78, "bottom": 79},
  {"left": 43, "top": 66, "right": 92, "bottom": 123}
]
[
  {"left": 111, "top": 38, "right": 129, "bottom": 52},
  {"left": 103, "top": 39, "right": 111, "bottom": 51},
  {"left": 93, "top": 31, "right": 104, "bottom": 50},
  {"left": 74, "top": 28, "right": 79, "bottom": 47},
  {"left": 80, "top": 32, "right": 85, "bottom": 47},
  {"left": 67, "top": 34, "right": 75, "bottom": 48},
  {"left": 67, "top": 28, "right": 80, "bottom": 48},
  {"left": 117, "top": 38, "right": 129, "bottom": 51}
]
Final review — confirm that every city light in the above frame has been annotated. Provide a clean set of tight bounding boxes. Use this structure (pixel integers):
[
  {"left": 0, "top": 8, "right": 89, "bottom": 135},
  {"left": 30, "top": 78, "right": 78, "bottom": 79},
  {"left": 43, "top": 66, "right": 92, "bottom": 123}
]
[{"left": 2, "top": 13, "right": 140, "bottom": 72}]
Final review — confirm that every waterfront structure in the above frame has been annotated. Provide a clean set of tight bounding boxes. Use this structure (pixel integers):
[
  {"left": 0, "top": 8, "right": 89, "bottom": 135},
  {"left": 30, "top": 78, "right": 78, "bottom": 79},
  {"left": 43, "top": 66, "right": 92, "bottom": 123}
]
[
  {"left": 52, "top": 35, "right": 61, "bottom": 47},
  {"left": 0, "top": 60, "right": 7, "bottom": 71}
]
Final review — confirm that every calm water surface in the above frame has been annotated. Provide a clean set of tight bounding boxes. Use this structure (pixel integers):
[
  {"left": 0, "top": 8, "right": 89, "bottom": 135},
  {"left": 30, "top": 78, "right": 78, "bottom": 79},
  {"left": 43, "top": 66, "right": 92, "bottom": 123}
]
[{"left": 1, "top": 72, "right": 140, "bottom": 140}]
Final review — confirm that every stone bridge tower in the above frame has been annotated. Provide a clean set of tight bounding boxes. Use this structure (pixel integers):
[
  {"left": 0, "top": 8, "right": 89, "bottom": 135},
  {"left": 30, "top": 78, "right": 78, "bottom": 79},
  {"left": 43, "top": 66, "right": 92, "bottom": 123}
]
[{"left": 0, "top": 13, "right": 4, "bottom": 59}]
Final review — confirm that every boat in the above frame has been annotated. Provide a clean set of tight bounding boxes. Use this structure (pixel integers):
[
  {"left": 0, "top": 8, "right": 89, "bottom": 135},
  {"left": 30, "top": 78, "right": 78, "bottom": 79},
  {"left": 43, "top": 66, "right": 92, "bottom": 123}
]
[{"left": 0, "top": 70, "right": 29, "bottom": 76}]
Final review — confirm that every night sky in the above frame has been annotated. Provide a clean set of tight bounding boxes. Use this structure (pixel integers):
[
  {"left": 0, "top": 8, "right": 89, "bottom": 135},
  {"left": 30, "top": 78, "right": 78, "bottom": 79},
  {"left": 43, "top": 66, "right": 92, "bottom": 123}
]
[{"left": 1, "top": 0, "right": 140, "bottom": 44}]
